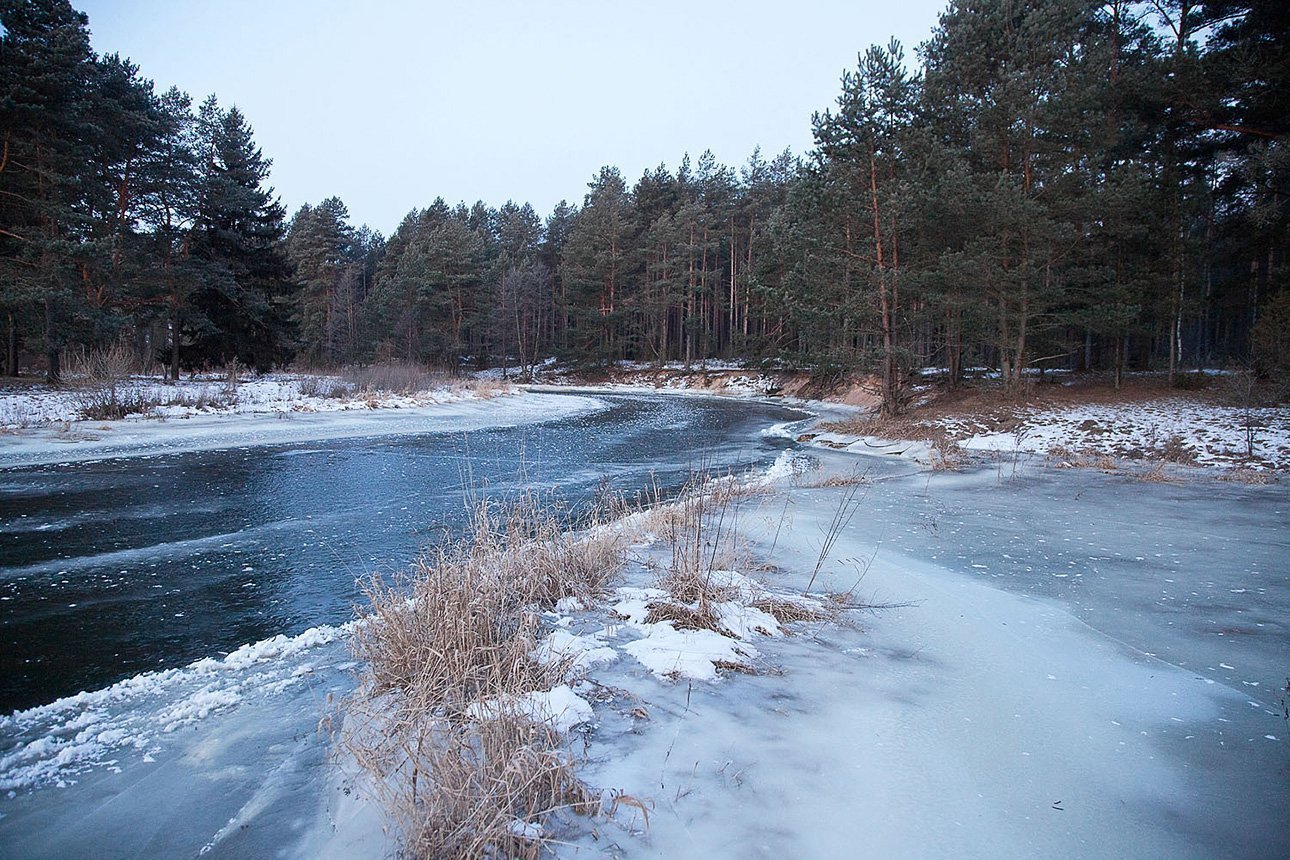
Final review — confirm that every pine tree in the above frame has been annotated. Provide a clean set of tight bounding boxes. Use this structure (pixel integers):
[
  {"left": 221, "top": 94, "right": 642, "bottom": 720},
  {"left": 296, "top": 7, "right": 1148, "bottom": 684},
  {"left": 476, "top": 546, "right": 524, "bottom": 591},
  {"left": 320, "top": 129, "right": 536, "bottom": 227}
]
[
  {"left": 812, "top": 40, "right": 917, "bottom": 415},
  {"left": 186, "top": 100, "right": 294, "bottom": 371},
  {"left": 287, "top": 196, "right": 363, "bottom": 365},
  {"left": 562, "top": 166, "right": 637, "bottom": 363},
  {"left": 0, "top": 0, "right": 95, "bottom": 379},
  {"left": 920, "top": 0, "right": 1093, "bottom": 391}
]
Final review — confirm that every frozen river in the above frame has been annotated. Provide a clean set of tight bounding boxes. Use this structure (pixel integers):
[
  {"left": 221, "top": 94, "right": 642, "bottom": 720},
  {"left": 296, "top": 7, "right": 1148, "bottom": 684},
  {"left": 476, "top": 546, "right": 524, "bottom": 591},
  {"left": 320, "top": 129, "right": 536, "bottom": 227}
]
[
  {"left": 0, "top": 393, "right": 1286, "bottom": 859},
  {"left": 0, "top": 393, "right": 806, "bottom": 711}
]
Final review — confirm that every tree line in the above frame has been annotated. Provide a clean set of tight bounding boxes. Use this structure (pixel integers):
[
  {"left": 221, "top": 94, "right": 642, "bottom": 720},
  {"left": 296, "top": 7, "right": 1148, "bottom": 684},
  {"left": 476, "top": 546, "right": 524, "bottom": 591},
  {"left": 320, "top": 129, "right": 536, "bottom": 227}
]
[{"left": 3, "top": 1, "right": 1286, "bottom": 414}]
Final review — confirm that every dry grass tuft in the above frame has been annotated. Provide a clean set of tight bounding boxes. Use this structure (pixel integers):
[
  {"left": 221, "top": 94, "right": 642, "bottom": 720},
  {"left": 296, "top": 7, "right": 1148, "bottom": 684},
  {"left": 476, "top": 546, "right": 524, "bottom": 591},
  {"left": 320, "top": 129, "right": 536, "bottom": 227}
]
[
  {"left": 1047, "top": 446, "right": 1117, "bottom": 471},
  {"left": 1139, "top": 462, "right": 1175, "bottom": 483},
  {"left": 625, "top": 469, "right": 765, "bottom": 640},
  {"left": 644, "top": 600, "right": 730, "bottom": 634},
  {"left": 344, "top": 362, "right": 449, "bottom": 394},
  {"left": 1157, "top": 433, "right": 1197, "bottom": 464},
  {"left": 930, "top": 443, "right": 965, "bottom": 471},
  {"left": 468, "top": 379, "right": 509, "bottom": 399},
  {"left": 297, "top": 374, "right": 355, "bottom": 399},
  {"left": 750, "top": 597, "right": 832, "bottom": 624},
  {"left": 803, "top": 470, "right": 871, "bottom": 489},
  {"left": 343, "top": 489, "right": 626, "bottom": 858},
  {"left": 1218, "top": 467, "right": 1277, "bottom": 484}
]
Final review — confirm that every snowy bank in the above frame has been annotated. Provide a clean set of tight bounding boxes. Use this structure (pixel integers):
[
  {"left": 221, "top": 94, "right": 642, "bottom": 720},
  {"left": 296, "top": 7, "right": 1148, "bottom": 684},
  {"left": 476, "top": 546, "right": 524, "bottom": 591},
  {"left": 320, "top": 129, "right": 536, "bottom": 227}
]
[
  {"left": 813, "top": 396, "right": 1290, "bottom": 473},
  {"left": 0, "top": 384, "right": 607, "bottom": 468}
]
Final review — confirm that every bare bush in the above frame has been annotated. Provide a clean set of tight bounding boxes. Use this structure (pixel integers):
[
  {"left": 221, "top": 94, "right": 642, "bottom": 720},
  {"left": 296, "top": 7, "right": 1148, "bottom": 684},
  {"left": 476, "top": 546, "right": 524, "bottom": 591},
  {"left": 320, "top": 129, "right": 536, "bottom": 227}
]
[
  {"left": 67, "top": 341, "right": 150, "bottom": 383},
  {"left": 78, "top": 388, "right": 160, "bottom": 420},
  {"left": 345, "top": 363, "right": 450, "bottom": 395},
  {"left": 70, "top": 342, "right": 157, "bottom": 420},
  {"left": 297, "top": 375, "right": 355, "bottom": 399}
]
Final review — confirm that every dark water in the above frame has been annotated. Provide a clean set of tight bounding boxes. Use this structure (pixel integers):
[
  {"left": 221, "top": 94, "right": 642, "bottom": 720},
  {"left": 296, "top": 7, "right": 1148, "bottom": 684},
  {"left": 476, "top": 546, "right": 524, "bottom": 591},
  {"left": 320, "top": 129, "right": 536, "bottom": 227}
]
[{"left": 0, "top": 393, "right": 807, "bottom": 712}]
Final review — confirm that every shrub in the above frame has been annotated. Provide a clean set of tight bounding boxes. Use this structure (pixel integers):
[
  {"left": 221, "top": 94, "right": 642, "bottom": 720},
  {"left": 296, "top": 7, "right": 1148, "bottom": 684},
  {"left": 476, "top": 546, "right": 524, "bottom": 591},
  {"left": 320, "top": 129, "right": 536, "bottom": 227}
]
[
  {"left": 345, "top": 363, "right": 449, "bottom": 395},
  {"left": 78, "top": 388, "right": 159, "bottom": 420}
]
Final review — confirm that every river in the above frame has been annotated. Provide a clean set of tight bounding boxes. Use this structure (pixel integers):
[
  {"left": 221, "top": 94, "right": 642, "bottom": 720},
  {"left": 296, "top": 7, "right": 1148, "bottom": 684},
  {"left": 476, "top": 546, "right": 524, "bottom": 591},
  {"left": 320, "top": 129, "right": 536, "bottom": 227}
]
[{"left": 0, "top": 392, "right": 807, "bottom": 713}]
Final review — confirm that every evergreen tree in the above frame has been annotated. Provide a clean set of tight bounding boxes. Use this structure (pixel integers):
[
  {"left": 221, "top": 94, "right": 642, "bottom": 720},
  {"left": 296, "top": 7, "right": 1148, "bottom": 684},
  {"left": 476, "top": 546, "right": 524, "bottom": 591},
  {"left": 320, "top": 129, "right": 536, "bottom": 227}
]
[
  {"left": 0, "top": 0, "right": 95, "bottom": 379},
  {"left": 812, "top": 40, "right": 917, "bottom": 415},
  {"left": 562, "top": 166, "right": 637, "bottom": 363},
  {"left": 186, "top": 100, "right": 294, "bottom": 371},
  {"left": 287, "top": 196, "right": 362, "bottom": 365}
]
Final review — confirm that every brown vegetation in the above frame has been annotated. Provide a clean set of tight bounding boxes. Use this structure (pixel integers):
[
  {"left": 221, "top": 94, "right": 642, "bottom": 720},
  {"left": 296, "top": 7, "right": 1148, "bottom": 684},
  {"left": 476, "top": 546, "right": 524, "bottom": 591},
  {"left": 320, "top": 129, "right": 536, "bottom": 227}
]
[{"left": 342, "top": 490, "right": 625, "bottom": 858}]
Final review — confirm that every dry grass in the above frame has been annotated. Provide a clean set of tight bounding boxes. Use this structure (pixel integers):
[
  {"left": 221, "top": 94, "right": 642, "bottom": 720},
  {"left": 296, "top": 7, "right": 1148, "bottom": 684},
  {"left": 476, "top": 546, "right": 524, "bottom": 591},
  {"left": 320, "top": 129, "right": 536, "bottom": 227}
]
[
  {"left": 1157, "top": 433, "right": 1198, "bottom": 464},
  {"left": 1139, "top": 462, "right": 1175, "bottom": 483},
  {"left": 623, "top": 470, "right": 765, "bottom": 636},
  {"left": 750, "top": 596, "right": 832, "bottom": 624},
  {"left": 798, "top": 461, "right": 871, "bottom": 488},
  {"left": 1218, "top": 467, "right": 1277, "bottom": 485},
  {"left": 643, "top": 600, "right": 730, "bottom": 634},
  {"left": 467, "top": 379, "right": 509, "bottom": 399},
  {"left": 297, "top": 374, "right": 355, "bottom": 399},
  {"left": 1047, "top": 446, "right": 1117, "bottom": 471},
  {"left": 343, "top": 490, "right": 626, "bottom": 858}
]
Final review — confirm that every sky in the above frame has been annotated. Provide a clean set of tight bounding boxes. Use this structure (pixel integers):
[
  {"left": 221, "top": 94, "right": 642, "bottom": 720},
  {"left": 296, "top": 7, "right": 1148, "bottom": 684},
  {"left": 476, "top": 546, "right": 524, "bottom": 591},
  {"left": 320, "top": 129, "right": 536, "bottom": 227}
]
[{"left": 75, "top": 0, "right": 948, "bottom": 235}]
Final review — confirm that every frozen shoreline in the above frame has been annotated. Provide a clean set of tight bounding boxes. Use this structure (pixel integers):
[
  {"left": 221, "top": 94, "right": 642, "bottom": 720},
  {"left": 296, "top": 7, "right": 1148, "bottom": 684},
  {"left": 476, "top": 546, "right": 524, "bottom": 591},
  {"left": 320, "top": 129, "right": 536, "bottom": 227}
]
[{"left": 0, "top": 390, "right": 608, "bottom": 468}]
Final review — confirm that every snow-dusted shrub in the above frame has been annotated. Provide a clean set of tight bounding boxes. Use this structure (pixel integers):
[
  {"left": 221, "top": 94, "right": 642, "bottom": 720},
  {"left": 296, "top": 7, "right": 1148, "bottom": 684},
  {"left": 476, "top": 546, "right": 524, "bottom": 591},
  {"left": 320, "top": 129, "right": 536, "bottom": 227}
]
[
  {"left": 296, "top": 374, "right": 354, "bottom": 399},
  {"left": 344, "top": 362, "right": 449, "bottom": 395},
  {"left": 77, "top": 388, "right": 160, "bottom": 420}
]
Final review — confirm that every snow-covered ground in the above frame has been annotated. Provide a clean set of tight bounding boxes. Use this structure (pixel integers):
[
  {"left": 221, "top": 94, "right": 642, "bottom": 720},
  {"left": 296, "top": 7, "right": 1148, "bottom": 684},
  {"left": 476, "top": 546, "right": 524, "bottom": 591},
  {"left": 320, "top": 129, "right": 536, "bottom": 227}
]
[
  {"left": 942, "top": 399, "right": 1290, "bottom": 469},
  {"left": 0, "top": 374, "right": 607, "bottom": 468},
  {"left": 809, "top": 397, "right": 1290, "bottom": 473},
  {"left": 0, "top": 372, "right": 504, "bottom": 426},
  {"left": 306, "top": 446, "right": 1283, "bottom": 858}
]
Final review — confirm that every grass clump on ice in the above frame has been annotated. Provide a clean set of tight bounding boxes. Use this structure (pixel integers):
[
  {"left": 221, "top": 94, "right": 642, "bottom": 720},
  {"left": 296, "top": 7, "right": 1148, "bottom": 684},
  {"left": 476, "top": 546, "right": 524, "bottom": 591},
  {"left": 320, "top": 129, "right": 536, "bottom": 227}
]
[
  {"left": 343, "top": 489, "right": 625, "bottom": 859},
  {"left": 629, "top": 470, "right": 839, "bottom": 640}
]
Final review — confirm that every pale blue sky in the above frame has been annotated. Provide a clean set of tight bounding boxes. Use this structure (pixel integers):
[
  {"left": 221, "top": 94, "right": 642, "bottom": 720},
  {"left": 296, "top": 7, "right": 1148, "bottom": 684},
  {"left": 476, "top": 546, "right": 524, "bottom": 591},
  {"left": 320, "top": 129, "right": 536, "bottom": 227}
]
[{"left": 76, "top": 0, "right": 948, "bottom": 234}]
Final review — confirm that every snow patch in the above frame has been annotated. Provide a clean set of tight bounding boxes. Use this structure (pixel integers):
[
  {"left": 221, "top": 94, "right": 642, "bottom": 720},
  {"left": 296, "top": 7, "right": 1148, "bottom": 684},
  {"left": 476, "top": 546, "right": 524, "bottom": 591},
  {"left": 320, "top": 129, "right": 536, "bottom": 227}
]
[{"left": 622, "top": 622, "right": 757, "bottom": 681}]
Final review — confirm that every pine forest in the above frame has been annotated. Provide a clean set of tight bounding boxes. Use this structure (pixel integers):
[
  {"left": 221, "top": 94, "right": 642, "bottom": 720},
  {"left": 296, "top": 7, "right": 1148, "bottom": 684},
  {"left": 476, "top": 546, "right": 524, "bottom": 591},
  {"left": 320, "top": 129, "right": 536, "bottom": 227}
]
[{"left": 2, "top": 1, "right": 1287, "bottom": 417}]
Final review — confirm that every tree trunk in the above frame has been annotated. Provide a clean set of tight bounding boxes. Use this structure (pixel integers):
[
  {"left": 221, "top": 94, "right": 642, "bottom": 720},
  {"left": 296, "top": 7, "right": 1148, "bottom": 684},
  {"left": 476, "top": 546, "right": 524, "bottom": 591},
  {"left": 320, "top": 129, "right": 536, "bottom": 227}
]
[
  {"left": 6, "top": 312, "right": 17, "bottom": 377},
  {"left": 868, "top": 143, "right": 898, "bottom": 418}
]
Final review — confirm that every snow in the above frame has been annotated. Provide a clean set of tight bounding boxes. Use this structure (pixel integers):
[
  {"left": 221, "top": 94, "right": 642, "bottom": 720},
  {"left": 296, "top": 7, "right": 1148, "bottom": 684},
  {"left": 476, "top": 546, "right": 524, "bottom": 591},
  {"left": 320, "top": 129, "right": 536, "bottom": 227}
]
[
  {"left": 0, "top": 621, "right": 353, "bottom": 792},
  {"left": 713, "top": 600, "right": 782, "bottom": 638},
  {"left": 0, "top": 383, "right": 606, "bottom": 468},
  {"left": 610, "top": 587, "right": 670, "bottom": 625},
  {"left": 622, "top": 622, "right": 758, "bottom": 682},
  {"left": 533, "top": 629, "right": 618, "bottom": 678},
  {"left": 518, "top": 686, "right": 596, "bottom": 734},
  {"left": 938, "top": 399, "right": 1287, "bottom": 470},
  {"left": 468, "top": 685, "right": 596, "bottom": 734},
  {"left": 559, "top": 464, "right": 1282, "bottom": 857}
]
